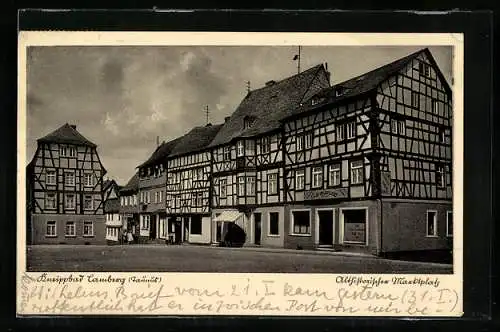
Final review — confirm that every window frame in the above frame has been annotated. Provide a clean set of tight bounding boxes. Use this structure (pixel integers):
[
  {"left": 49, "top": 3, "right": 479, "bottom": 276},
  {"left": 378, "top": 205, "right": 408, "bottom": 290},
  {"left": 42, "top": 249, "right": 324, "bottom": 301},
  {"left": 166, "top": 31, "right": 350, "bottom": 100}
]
[
  {"left": 328, "top": 163, "right": 341, "bottom": 187},
  {"left": 311, "top": 166, "right": 323, "bottom": 189},
  {"left": 350, "top": 160, "right": 364, "bottom": 185},
  {"left": 304, "top": 132, "right": 313, "bottom": 149},
  {"left": 426, "top": 210, "right": 438, "bottom": 237},
  {"left": 190, "top": 216, "right": 203, "bottom": 235},
  {"left": 223, "top": 146, "right": 231, "bottom": 160},
  {"left": 64, "top": 171, "right": 75, "bottom": 186},
  {"left": 261, "top": 136, "right": 270, "bottom": 154},
  {"left": 83, "top": 173, "right": 93, "bottom": 187},
  {"left": 83, "top": 195, "right": 93, "bottom": 210},
  {"left": 411, "top": 91, "right": 420, "bottom": 108},
  {"left": 246, "top": 176, "right": 256, "bottom": 196},
  {"left": 295, "top": 169, "right": 305, "bottom": 191},
  {"left": 59, "top": 145, "right": 67, "bottom": 157},
  {"left": 436, "top": 164, "right": 446, "bottom": 188},
  {"left": 46, "top": 221, "right": 57, "bottom": 237},
  {"left": 296, "top": 135, "right": 304, "bottom": 151},
  {"left": 290, "top": 209, "right": 311, "bottom": 236},
  {"left": 267, "top": 173, "right": 278, "bottom": 195},
  {"left": 446, "top": 211, "right": 453, "bottom": 237},
  {"left": 65, "top": 194, "right": 75, "bottom": 209},
  {"left": 237, "top": 176, "right": 245, "bottom": 196},
  {"left": 69, "top": 146, "right": 76, "bottom": 157},
  {"left": 268, "top": 212, "right": 280, "bottom": 237},
  {"left": 65, "top": 221, "right": 76, "bottom": 237},
  {"left": 219, "top": 178, "right": 227, "bottom": 198},
  {"left": 46, "top": 170, "right": 56, "bottom": 185},
  {"left": 83, "top": 221, "right": 94, "bottom": 237},
  {"left": 237, "top": 141, "right": 244, "bottom": 157},
  {"left": 45, "top": 192, "right": 56, "bottom": 209}
]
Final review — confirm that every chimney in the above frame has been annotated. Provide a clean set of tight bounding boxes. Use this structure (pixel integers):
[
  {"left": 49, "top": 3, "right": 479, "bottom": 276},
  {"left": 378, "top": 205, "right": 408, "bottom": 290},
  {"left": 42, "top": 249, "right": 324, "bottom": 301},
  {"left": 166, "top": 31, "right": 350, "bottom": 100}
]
[
  {"left": 224, "top": 116, "right": 230, "bottom": 123},
  {"left": 156, "top": 136, "right": 160, "bottom": 147},
  {"left": 324, "top": 62, "right": 331, "bottom": 84},
  {"left": 70, "top": 124, "right": 76, "bottom": 130},
  {"left": 206, "top": 123, "right": 212, "bottom": 127},
  {"left": 265, "top": 80, "right": 276, "bottom": 86}
]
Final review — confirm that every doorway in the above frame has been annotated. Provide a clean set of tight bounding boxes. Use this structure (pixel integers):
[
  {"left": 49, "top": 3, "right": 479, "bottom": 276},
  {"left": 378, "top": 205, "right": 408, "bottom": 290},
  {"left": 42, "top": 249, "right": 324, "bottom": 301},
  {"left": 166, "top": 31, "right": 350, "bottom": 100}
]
[
  {"left": 150, "top": 215, "right": 157, "bottom": 240},
  {"left": 318, "top": 209, "right": 334, "bottom": 246},
  {"left": 174, "top": 220, "right": 182, "bottom": 244},
  {"left": 254, "top": 213, "right": 261, "bottom": 245}
]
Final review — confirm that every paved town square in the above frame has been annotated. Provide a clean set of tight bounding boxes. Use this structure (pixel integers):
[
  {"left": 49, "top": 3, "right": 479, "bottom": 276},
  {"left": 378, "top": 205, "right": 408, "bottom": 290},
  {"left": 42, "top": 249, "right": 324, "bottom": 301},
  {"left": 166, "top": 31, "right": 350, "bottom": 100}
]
[{"left": 27, "top": 245, "right": 452, "bottom": 274}]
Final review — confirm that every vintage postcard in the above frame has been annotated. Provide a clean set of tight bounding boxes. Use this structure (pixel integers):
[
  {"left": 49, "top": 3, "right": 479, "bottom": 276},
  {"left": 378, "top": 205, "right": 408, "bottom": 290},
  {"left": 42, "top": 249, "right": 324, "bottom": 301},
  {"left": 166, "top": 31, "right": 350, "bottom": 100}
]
[{"left": 17, "top": 31, "right": 464, "bottom": 316}]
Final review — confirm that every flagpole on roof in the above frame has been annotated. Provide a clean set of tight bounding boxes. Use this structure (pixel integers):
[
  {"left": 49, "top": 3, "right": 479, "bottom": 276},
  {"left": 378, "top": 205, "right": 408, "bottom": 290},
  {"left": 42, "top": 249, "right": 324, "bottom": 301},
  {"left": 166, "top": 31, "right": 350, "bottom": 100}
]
[{"left": 293, "top": 45, "right": 301, "bottom": 74}]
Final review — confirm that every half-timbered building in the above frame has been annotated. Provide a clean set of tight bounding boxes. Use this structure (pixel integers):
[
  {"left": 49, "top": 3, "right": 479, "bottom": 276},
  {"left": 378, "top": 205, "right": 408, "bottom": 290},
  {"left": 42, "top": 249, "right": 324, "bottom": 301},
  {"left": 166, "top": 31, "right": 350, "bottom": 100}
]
[
  {"left": 136, "top": 138, "right": 181, "bottom": 243},
  {"left": 208, "top": 64, "right": 331, "bottom": 247},
  {"left": 165, "top": 124, "right": 223, "bottom": 244},
  {"left": 280, "top": 48, "right": 452, "bottom": 255},
  {"left": 26, "top": 123, "right": 107, "bottom": 244},
  {"left": 103, "top": 179, "right": 123, "bottom": 244},
  {"left": 119, "top": 172, "right": 139, "bottom": 242}
]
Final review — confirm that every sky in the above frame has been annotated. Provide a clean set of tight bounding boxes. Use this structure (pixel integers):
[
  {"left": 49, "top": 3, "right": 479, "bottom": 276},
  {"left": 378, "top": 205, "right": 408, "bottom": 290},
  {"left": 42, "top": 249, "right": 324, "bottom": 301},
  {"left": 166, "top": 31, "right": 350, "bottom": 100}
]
[{"left": 26, "top": 45, "right": 453, "bottom": 185}]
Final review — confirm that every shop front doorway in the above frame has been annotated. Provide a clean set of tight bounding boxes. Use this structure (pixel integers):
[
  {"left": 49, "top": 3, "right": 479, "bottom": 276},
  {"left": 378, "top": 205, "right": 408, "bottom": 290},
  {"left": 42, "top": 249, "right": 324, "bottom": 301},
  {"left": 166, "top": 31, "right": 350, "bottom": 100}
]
[{"left": 318, "top": 209, "right": 334, "bottom": 247}]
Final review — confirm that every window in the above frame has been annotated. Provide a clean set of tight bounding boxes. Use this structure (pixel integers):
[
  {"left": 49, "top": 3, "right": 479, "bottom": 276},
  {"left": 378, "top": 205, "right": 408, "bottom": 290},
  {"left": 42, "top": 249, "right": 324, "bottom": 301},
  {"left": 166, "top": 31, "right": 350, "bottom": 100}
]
[
  {"left": 295, "top": 169, "right": 305, "bottom": 190},
  {"left": 391, "top": 118, "right": 406, "bottom": 135},
  {"left": 223, "top": 146, "right": 231, "bottom": 160},
  {"left": 269, "top": 212, "right": 279, "bottom": 236},
  {"left": 83, "top": 195, "right": 93, "bottom": 210},
  {"left": 342, "top": 209, "right": 367, "bottom": 244},
  {"left": 65, "top": 221, "right": 75, "bottom": 237},
  {"left": 411, "top": 91, "right": 420, "bottom": 108},
  {"left": 328, "top": 164, "right": 341, "bottom": 187},
  {"left": 155, "top": 192, "right": 159, "bottom": 203},
  {"left": 238, "top": 176, "right": 245, "bottom": 196},
  {"left": 59, "top": 146, "right": 67, "bottom": 156},
  {"left": 133, "top": 195, "right": 137, "bottom": 205},
  {"left": 65, "top": 194, "right": 75, "bottom": 209},
  {"left": 350, "top": 160, "right": 364, "bottom": 185},
  {"left": 436, "top": 164, "right": 445, "bottom": 188},
  {"left": 197, "top": 168, "right": 203, "bottom": 181},
  {"left": 296, "top": 135, "right": 304, "bottom": 151},
  {"left": 304, "top": 132, "right": 313, "bottom": 149},
  {"left": 432, "top": 99, "right": 439, "bottom": 114},
  {"left": 65, "top": 172, "right": 75, "bottom": 186},
  {"left": 244, "top": 116, "right": 255, "bottom": 129},
  {"left": 237, "top": 141, "right": 244, "bottom": 157},
  {"left": 426, "top": 211, "right": 437, "bottom": 237},
  {"left": 261, "top": 137, "right": 270, "bottom": 154},
  {"left": 83, "top": 221, "right": 94, "bottom": 237},
  {"left": 120, "top": 197, "right": 125, "bottom": 206},
  {"left": 292, "top": 210, "right": 310, "bottom": 235},
  {"left": 196, "top": 192, "right": 204, "bottom": 207},
  {"left": 246, "top": 176, "right": 256, "bottom": 195},
  {"left": 146, "top": 191, "right": 150, "bottom": 204},
  {"left": 141, "top": 215, "right": 150, "bottom": 230},
  {"left": 69, "top": 147, "right": 76, "bottom": 157},
  {"left": 45, "top": 193, "right": 56, "bottom": 209},
  {"left": 447, "top": 211, "right": 453, "bottom": 237},
  {"left": 268, "top": 173, "right": 278, "bottom": 195},
  {"left": 191, "top": 216, "right": 202, "bottom": 235},
  {"left": 46, "top": 170, "right": 56, "bottom": 185},
  {"left": 312, "top": 166, "right": 323, "bottom": 188},
  {"left": 46, "top": 221, "right": 56, "bottom": 237},
  {"left": 439, "top": 127, "right": 446, "bottom": 143},
  {"left": 158, "top": 191, "right": 163, "bottom": 203},
  {"left": 84, "top": 173, "right": 93, "bottom": 187},
  {"left": 338, "top": 120, "right": 356, "bottom": 141},
  {"left": 219, "top": 179, "right": 227, "bottom": 198},
  {"left": 419, "top": 62, "right": 430, "bottom": 77},
  {"left": 346, "top": 121, "right": 356, "bottom": 139}
]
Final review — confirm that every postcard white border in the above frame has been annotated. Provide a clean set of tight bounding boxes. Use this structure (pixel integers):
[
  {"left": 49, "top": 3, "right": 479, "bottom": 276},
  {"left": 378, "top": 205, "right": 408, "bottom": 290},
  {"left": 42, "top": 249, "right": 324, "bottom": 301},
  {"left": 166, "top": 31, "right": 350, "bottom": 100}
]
[{"left": 17, "top": 32, "right": 464, "bottom": 317}]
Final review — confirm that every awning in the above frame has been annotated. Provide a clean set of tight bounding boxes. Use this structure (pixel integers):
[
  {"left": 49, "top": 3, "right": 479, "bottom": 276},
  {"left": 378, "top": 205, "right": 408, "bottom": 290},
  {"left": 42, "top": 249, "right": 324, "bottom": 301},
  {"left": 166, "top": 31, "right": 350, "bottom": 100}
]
[{"left": 213, "top": 211, "right": 243, "bottom": 223}]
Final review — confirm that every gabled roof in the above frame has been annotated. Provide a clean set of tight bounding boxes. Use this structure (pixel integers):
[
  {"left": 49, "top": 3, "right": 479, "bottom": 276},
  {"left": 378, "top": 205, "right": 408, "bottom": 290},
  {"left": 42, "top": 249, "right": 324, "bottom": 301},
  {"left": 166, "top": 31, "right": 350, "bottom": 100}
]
[
  {"left": 169, "top": 124, "right": 223, "bottom": 158},
  {"left": 37, "top": 123, "right": 97, "bottom": 147},
  {"left": 136, "top": 137, "right": 182, "bottom": 169},
  {"left": 104, "top": 198, "right": 120, "bottom": 213},
  {"left": 208, "top": 64, "right": 329, "bottom": 147},
  {"left": 286, "top": 48, "right": 451, "bottom": 119},
  {"left": 120, "top": 172, "right": 139, "bottom": 194}
]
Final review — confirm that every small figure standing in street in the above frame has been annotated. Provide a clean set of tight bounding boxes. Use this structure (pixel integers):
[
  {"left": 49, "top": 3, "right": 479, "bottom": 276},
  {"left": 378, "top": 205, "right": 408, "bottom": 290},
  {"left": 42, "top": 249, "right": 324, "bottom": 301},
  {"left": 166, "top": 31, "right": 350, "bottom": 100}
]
[{"left": 127, "top": 230, "right": 134, "bottom": 244}]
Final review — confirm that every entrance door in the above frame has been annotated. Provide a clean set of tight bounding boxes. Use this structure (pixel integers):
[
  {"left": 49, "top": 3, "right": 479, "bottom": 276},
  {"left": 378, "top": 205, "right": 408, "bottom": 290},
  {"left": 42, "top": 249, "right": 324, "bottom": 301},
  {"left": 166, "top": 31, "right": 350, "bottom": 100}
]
[
  {"left": 150, "top": 215, "right": 157, "bottom": 239},
  {"left": 216, "top": 222, "right": 222, "bottom": 243},
  {"left": 183, "top": 217, "right": 190, "bottom": 242},
  {"left": 318, "top": 210, "right": 334, "bottom": 246},
  {"left": 174, "top": 220, "right": 182, "bottom": 244},
  {"left": 254, "top": 213, "right": 261, "bottom": 245}
]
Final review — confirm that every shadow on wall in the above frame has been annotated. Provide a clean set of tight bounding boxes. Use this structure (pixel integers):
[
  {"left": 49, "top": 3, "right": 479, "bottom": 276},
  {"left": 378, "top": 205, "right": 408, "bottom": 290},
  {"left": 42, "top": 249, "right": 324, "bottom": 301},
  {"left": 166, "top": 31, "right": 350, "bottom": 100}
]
[{"left": 221, "top": 223, "right": 246, "bottom": 248}]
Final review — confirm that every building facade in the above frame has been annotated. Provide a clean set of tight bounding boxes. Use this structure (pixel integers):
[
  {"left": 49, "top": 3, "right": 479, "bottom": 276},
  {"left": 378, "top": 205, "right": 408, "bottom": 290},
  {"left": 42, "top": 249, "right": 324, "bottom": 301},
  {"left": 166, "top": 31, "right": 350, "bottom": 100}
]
[
  {"left": 280, "top": 48, "right": 452, "bottom": 254},
  {"left": 119, "top": 172, "right": 139, "bottom": 241},
  {"left": 209, "top": 64, "right": 331, "bottom": 247},
  {"left": 103, "top": 179, "right": 124, "bottom": 244},
  {"left": 165, "top": 124, "right": 223, "bottom": 244},
  {"left": 26, "top": 123, "right": 106, "bottom": 244},
  {"left": 136, "top": 139, "right": 180, "bottom": 243}
]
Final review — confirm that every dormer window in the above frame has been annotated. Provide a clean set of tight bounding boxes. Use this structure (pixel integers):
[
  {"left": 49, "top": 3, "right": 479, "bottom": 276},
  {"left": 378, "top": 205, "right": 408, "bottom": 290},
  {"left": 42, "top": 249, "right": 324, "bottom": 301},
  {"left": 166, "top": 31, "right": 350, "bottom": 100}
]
[
  {"left": 335, "top": 87, "right": 344, "bottom": 97},
  {"left": 243, "top": 116, "right": 256, "bottom": 129}
]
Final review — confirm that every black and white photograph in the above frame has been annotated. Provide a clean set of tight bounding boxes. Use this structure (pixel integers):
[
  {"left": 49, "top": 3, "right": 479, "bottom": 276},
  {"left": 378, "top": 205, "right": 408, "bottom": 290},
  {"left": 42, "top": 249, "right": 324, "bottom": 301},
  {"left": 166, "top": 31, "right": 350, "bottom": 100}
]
[{"left": 23, "top": 41, "right": 456, "bottom": 275}]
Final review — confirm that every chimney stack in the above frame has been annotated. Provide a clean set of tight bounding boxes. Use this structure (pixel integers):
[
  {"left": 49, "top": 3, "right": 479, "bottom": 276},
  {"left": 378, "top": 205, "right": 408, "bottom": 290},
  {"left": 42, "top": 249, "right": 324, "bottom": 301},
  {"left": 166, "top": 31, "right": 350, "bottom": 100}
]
[
  {"left": 70, "top": 124, "right": 76, "bottom": 130},
  {"left": 324, "top": 62, "right": 331, "bottom": 84},
  {"left": 265, "top": 80, "right": 276, "bottom": 87},
  {"left": 156, "top": 136, "right": 160, "bottom": 147},
  {"left": 224, "top": 116, "right": 230, "bottom": 123}
]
